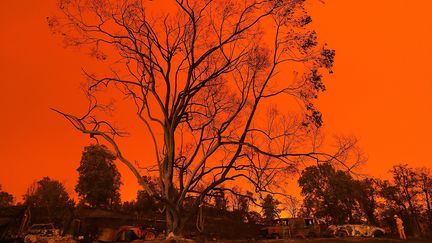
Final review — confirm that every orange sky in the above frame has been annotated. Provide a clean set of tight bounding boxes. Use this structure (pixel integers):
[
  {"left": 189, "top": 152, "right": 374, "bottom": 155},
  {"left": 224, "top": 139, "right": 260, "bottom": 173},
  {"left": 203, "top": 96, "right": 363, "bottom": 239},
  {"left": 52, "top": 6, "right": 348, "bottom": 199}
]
[{"left": 0, "top": 0, "right": 431, "bottom": 202}]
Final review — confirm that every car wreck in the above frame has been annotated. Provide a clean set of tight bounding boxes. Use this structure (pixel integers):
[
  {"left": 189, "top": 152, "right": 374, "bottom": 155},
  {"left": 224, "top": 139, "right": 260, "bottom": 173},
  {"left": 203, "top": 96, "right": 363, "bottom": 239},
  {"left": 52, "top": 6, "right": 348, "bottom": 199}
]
[
  {"left": 328, "top": 224, "right": 385, "bottom": 238},
  {"left": 24, "top": 223, "right": 79, "bottom": 243},
  {"left": 96, "top": 225, "right": 159, "bottom": 242},
  {"left": 260, "top": 218, "right": 321, "bottom": 239}
]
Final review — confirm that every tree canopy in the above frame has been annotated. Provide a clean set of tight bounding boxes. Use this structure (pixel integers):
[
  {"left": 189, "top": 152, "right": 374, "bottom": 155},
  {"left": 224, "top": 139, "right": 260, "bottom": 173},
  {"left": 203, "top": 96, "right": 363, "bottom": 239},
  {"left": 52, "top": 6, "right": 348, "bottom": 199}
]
[
  {"left": 261, "top": 194, "right": 280, "bottom": 224},
  {"left": 298, "top": 163, "right": 377, "bottom": 224},
  {"left": 75, "top": 144, "right": 121, "bottom": 209},
  {"left": 23, "top": 177, "right": 74, "bottom": 224},
  {"left": 0, "top": 185, "right": 14, "bottom": 207},
  {"left": 377, "top": 164, "right": 431, "bottom": 237}
]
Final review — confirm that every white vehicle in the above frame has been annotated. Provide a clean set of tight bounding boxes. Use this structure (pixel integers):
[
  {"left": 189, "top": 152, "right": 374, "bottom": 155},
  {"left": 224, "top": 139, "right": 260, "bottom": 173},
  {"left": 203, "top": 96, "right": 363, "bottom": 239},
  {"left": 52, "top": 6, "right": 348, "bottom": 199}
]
[
  {"left": 26, "top": 223, "right": 60, "bottom": 236},
  {"left": 24, "top": 223, "right": 63, "bottom": 243},
  {"left": 328, "top": 224, "right": 385, "bottom": 238}
]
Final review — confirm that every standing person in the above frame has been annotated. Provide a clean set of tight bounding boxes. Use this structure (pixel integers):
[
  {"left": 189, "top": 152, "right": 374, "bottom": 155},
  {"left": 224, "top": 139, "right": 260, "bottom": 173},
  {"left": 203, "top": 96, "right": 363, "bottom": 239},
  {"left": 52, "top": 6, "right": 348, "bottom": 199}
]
[{"left": 394, "top": 215, "right": 406, "bottom": 240}]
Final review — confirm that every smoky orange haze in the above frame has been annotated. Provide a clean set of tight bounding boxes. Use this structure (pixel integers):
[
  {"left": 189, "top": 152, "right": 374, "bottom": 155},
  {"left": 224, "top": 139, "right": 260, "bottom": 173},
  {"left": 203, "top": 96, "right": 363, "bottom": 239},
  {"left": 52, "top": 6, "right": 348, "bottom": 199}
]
[{"left": 0, "top": 0, "right": 431, "bottom": 203}]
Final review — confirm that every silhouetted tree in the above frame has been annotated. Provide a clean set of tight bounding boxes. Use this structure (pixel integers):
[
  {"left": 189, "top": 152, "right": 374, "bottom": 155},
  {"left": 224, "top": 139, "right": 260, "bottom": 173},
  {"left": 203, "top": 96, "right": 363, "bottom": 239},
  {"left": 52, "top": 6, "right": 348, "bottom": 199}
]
[
  {"left": 239, "top": 192, "right": 253, "bottom": 212},
  {"left": 354, "top": 178, "right": 378, "bottom": 224},
  {"left": 299, "top": 163, "right": 375, "bottom": 224},
  {"left": 24, "top": 177, "right": 74, "bottom": 225},
  {"left": 417, "top": 168, "right": 432, "bottom": 227},
  {"left": 0, "top": 185, "right": 14, "bottom": 207},
  {"left": 247, "top": 211, "right": 263, "bottom": 224},
  {"left": 378, "top": 164, "right": 423, "bottom": 236},
  {"left": 392, "top": 164, "right": 423, "bottom": 236},
  {"left": 230, "top": 188, "right": 253, "bottom": 221},
  {"left": 377, "top": 180, "right": 410, "bottom": 234},
  {"left": 50, "top": 0, "right": 335, "bottom": 237},
  {"left": 214, "top": 190, "right": 228, "bottom": 212},
  {"left": 75, "top": 144, "right": 121, "bottom": 209},
  {"left": 136, "top": 176, "right": 163, "bottom": 215},
  {"left": 262, "top": 194, "right": 280, "bottom": 224},
  {"left": 284, "top": 196, "right": 300, "bottom": 218}
]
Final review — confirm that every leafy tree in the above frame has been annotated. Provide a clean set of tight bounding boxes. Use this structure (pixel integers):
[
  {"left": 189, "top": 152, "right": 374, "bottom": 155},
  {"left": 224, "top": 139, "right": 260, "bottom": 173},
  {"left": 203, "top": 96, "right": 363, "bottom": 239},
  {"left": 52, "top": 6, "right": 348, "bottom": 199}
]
[
  {"left": 136, "top": 176, "right": 162, "bottom": 215},
  {"left": 261, "top": 194, "right": 280, "bottom": 224},
  {"left": 299, "top": 163, "right": 376, "bottom": 224},
  {"left": 392, "top": 164, "right": 423, "bottom": 236},
  {"left": 24, "top": 177, "right": 74, "bottom": 224},
  {"left": 231, "top": 188, "right": 253, "bottom": 219},
  {"left": 50, "top": 0, "right": 335, "bottom": 236},
  {"left": 0, "top": 185, "right": 14, "bottom": 207},
  {"left": 378, "top": 180, "right": 403, "bottom": 208},
  {"left": 239, "top": 192, "right": 253, "bottom": 213},
  {"left": 136, "top": 190, "right": 158, "bottom": 213},
  {"left": 417, "top": 168, "right": 432, "bottom": 228},
  {"left": 299, "top": 163, "right": 342, "bottom": 223},
  {"left": 120, "top": 200, "right": 136, "bottom": 214},
  {"left": 378, "top": 164, "right": 423, "bottom": 236},
  {"left": 354, "top": 178, "right": 378, "bottom": 224},
  {"left": 214, "top": 190, "right": 228, "bottom": 212},
  {"left": 376, "top": 179, "right": 411, "bottom": 234},
  {"left": 75, "top": 144, "right": 121, "bottom": 209},
  {"left": 247, "top": 211, "right": 263, "bottom": 224}
]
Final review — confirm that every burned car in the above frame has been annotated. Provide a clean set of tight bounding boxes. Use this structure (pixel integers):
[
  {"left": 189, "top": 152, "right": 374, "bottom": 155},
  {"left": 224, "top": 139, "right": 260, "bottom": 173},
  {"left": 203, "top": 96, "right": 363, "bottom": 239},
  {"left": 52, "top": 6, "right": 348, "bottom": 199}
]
[
  {"left": 96, "top": 225, "right": 159, "bottom": 242},
  {"left": 260, "top": 218, "right": 320, "bottom": 239},
  {"left": 328, "top": 224, "right": 385, "bottom": 238},
  {"left": 26, "top": 223, "right": 60, "bottom": 236},
  {"left": 24, "top": 223, "right": 76, "bottom": 243}
]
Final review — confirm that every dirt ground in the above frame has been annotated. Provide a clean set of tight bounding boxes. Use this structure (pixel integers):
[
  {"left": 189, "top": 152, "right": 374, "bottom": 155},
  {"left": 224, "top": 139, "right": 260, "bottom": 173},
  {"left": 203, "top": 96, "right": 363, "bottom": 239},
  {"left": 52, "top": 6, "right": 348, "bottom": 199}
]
[{"left": 210, "top": 238, "right": 430, "bottom": 243}]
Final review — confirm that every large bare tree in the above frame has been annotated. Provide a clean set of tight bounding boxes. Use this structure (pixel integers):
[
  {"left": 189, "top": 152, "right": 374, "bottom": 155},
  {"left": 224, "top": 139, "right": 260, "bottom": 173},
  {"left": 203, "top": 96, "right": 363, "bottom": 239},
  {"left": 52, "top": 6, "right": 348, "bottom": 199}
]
[{"left": 49, "top": 0, "right": 336, "bottom": 237}]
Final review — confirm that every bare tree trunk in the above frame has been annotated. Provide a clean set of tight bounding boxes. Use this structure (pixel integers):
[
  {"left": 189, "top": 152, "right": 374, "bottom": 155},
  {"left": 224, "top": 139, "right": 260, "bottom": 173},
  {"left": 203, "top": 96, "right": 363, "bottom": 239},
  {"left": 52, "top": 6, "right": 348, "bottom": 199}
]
[
  {"left": 161, "top": 128, "right": 184, "bottom": 237},
  {"left": 424, "top": 190, "right": 432, "bottom": 232},
  {"left": 425, "top": 190, "right": 431, "bottom": 215}
]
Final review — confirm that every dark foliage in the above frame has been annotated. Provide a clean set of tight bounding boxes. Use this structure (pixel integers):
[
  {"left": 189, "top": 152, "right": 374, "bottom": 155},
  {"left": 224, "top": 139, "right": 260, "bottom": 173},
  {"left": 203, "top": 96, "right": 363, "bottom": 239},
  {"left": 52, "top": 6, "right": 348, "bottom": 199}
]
[
  {"left": 377, "top": 164, "right": 431, "bottom": 237},
  {"left": 75, "top": 144, "right": 121, "bottom": 209},
  {"left": 0, "top": 185, "right": 14, "bottom": 207},
  {"left": 298, "top": 163, "right": 377, "bottom": 225},
  {"left": 261, "top": 194, "right": 280, "bottom": 225},
  {"left": 23, "top": 177, "right": 74, "bottom": 225}
]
